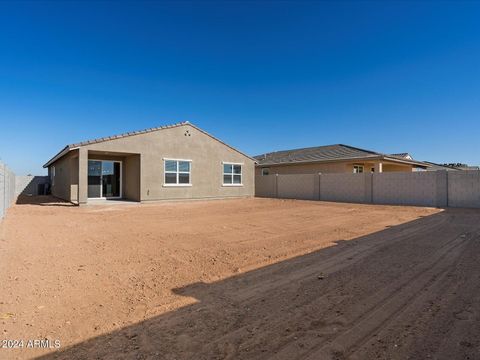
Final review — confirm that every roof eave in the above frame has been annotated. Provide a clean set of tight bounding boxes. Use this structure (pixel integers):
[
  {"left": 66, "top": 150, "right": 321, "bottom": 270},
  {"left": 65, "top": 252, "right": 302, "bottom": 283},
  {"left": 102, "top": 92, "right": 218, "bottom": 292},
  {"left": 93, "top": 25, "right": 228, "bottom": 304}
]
[
  {"left": 381, "top": 156, "right": 429, "bottom": 168},
  {"left": 256, "top": 155, "right": 429, "bottom": 168},
  {"left": 43, "top": 146, "right": 72, "bottom": 168},
  {"left": 255, "top": 155, "right": 383, "bottom": 167}
]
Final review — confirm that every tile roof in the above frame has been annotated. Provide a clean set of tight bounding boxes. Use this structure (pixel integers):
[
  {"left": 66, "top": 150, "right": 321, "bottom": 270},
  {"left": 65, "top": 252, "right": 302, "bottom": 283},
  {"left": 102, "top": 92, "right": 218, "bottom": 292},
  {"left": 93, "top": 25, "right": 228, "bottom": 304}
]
[
  {"left": 255, "top": 144, "right": 427, "bottom": 167},
  {"left": 423, "top": 162, "right": 462, "bottom": 171},
  {"left": 43, "top": 121, "right": 254, "bottom": 167},
  {"left": 68, "top": 122, "right": 189, "bottom": 148},
  {"left": 255, "top": 144, "right": 378, "bottom": 165}
]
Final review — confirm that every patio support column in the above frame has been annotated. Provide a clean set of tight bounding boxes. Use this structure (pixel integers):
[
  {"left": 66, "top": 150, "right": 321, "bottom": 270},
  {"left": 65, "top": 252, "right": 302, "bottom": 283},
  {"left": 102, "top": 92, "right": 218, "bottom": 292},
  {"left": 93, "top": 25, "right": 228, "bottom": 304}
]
[
  {"left": 375, "top": 162, "right": 383, "bottom": 173},
  {"left": 78, "top": 148, "right": 88, "bottom": 205}
]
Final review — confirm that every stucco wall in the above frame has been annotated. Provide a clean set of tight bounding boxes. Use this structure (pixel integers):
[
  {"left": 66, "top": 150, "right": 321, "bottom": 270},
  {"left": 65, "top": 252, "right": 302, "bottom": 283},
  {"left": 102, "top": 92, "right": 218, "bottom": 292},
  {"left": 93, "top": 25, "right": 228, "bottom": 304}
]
[
  {"left": 50, "top": 151, "right": 76, "bottom": 202},
  {"left": 70, "top": 156, "right": 79, "bottom": 202},
  {"left": 382, "top": 164, "right": 413, "bottom": 172},
  {"left": 256, "top": 162, "right": 349, "bottom": 176},
  {"left": 256, "top": 160, "right": 413, "bottom": 176},
  {"left": 123, "top": 154, "right": 141, "bottom": 202}
]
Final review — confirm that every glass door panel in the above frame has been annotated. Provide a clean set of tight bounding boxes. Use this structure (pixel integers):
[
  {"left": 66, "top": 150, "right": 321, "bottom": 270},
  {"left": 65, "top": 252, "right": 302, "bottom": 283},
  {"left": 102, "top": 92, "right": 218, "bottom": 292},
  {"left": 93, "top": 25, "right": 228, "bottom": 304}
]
[
  {"left": 88, "top": 160, "right": 102, "bottom": 198},
  {"left": 102, "top": 161, "right": 121, "bottom": 198}
]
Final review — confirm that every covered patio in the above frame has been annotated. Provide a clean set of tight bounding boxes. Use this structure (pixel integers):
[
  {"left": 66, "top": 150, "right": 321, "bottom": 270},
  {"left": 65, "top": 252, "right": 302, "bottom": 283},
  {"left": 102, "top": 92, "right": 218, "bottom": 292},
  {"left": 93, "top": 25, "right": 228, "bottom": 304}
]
[{"left": 62, "top": 149, "right": 141, "bottom": 205}]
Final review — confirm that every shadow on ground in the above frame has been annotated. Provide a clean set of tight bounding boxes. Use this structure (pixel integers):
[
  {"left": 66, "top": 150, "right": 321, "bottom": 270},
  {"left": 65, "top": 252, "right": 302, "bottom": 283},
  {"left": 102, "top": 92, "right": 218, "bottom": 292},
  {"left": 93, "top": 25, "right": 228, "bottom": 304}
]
[
  {"left": 35, "top": 208, "right": 480, "bottom": 360},
  {"left": 16, "top": 195, "right": 74, "bottom": 207}
]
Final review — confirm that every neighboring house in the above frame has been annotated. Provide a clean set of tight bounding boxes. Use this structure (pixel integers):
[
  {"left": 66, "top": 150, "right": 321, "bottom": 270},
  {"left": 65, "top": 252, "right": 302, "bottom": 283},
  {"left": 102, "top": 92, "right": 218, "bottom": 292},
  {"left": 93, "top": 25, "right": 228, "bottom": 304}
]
[
  {"left": 391, "top": 155, "right": 475, "bottom": 172},
  {"left": 391, "top": 153, "right": 428, "bottom": 172},
  {"left": 423, "top": 162, "right": 463, "bottom": 171},
  {"left": 255, "top": 144, "right": 428, "bottom": 176},
  {"left": 43, "top": 122, "right": 255, "bottom": 205}
]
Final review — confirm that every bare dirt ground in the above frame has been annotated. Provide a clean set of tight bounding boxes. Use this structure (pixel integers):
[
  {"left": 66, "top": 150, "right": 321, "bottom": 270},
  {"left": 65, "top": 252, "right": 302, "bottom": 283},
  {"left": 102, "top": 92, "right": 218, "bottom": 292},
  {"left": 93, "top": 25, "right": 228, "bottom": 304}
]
[{"left": 0, "top": 196, "right": 479, "bottom": 360}]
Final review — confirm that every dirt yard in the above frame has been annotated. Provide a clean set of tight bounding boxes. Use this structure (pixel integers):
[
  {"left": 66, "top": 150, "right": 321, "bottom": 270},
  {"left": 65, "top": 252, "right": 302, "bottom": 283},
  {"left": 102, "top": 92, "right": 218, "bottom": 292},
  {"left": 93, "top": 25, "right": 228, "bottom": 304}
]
[{"left": 0, "top": 197, "right": 479, "bottom": 360}]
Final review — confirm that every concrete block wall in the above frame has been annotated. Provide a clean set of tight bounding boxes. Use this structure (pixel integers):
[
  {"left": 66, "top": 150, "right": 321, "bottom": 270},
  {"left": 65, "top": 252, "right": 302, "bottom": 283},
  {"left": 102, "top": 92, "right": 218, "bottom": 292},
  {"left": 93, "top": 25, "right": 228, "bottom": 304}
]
[
  {"left": 15, "top": 175, "right": 49, "bottom": 197},
  {"left": 255, "top": 170, "right": 480, "bottom": 209},
  {"left": 372, "top": 172, "right": 438, "bottom": 207},
  {"left": 0, "top": 161, "right": 16, "bottom": 220},
  {"left": 277, "top": 174, "right": 317, "bottom": 200},
  {"left": 255, "top": 174, "right": 277, "bottom": 198},
  {"left": 448, "top": 171, "right": 480, "bottom": 208},
  {"left": 320, "top": 173, "right": 367, "bottom": 203}
]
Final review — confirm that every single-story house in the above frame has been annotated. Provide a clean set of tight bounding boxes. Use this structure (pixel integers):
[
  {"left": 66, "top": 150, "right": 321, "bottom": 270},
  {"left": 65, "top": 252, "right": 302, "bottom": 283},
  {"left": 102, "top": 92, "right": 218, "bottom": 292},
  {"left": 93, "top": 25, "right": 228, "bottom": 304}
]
[
  {"left": 43, "top": 122, "right": 255, "bottom": 205},
  {"left": 254, "top": 144, "right": 429, "bottom": 176}
]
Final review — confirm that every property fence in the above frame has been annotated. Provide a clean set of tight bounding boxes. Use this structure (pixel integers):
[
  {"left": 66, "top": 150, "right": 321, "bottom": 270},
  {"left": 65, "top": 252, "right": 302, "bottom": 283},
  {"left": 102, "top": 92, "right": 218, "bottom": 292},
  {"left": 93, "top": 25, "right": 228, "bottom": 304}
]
[
  {"left": 16, "top": 175, "right": 50, "bottom": 197},
  {"left": 256, "top": 170, "right": 480, "bottom": 208},
  {"left": 0, "top": 161, "right": 16, "bottom": 220},
  {"left": 0, "top": 160, "right": 50, "bottom": 220}
]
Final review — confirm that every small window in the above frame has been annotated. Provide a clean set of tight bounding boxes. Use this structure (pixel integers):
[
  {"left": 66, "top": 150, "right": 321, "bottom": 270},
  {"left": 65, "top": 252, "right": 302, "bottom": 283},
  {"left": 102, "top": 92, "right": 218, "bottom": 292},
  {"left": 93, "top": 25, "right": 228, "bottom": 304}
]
[
  {"left": 223, "top": 163, "right": 242, "bottom": 186},
  {"left": 164, "top": 159, "right": 191, "bottom": 185},
  {"left": 261, "top": 168, "right": 270, "bottom": 176},
  {"left": 353, "top": 165, "right": 364, "bottom": 174}
]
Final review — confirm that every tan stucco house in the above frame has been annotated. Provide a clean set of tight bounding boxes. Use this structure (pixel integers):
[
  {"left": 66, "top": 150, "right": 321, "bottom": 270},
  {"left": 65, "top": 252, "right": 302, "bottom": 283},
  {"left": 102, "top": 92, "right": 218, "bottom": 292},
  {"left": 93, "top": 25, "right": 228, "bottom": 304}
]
[
  {"left": 43, "top": 122, "right": 255, "bottom": 205},
  {"left": 255, "top": 144, "right": 428, "bottom": 176}
]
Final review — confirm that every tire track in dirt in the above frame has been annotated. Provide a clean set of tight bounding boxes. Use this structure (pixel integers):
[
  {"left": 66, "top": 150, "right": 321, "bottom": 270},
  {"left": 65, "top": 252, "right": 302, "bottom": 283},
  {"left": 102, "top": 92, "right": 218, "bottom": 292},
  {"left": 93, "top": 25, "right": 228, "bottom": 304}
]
[
  {"left": 349, "top": 231, "right": 480, "bottom": 360},
  {"left": 226, "top": 213, "right": 450, "bottom": 304},
  {"left": 337, "top": 234, "right": 475, "bottom": 360},
  {"left": 273, "top": 231, "right": 472, "bottom": 360},
  {"left": 193, "top": 213, "right": 452, "bottom": 356}
]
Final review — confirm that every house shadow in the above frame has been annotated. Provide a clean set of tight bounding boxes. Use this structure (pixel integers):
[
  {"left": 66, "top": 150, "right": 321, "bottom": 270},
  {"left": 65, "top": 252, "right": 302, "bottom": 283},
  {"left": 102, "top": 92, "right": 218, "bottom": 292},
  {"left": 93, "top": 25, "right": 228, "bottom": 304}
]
[
  {"left": 34, "top": 208, "right": 478, "bottom": 360},
  {"left": 16, "top": 195, "right": 74, "bottom": 207},
  {"left": 15, "top": 176, "right": 72, "bottom": 206}
]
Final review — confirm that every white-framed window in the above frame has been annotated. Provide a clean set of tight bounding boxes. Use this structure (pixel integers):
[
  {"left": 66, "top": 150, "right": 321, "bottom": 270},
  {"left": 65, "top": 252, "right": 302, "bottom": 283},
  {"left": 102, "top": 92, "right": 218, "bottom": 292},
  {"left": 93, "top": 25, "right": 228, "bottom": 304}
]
[
  {"left": 50, "top": 166, "right": 55, "bottom": 186},
  {"left": 261, "top": 168, "right": 270, "bottom": 176},
  {"left": 164, "top": 159, "right": 191, "bottom": 186},
  {"left": 223, "top": 162, "right": 242, "bottom": 186},
  {"left": 353, "top": 165, "right": 364, "bottom": 174}
]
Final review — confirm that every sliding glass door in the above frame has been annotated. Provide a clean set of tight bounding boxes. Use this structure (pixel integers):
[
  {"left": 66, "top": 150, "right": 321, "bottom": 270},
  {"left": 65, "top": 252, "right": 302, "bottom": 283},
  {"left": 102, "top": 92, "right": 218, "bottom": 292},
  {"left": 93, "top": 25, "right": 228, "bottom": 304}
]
[{"left": 88, "top": 160, "right": 122, "bottom": 199}]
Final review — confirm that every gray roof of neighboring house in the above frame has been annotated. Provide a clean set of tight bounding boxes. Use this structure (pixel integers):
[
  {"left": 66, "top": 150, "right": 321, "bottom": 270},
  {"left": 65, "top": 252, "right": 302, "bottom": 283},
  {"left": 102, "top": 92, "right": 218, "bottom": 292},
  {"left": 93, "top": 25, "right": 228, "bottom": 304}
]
[
  {"left": 255, "top": 144, "right": 428, "bottom": 168},
  {"left": 390, "top": 153, "right": 413, "bottom": 160},
  {"left": 423, "top": 162, "right": 462, "bottom": 171},
  {"left": 44, "top": 122, "right": 255, "bottom": 168}
]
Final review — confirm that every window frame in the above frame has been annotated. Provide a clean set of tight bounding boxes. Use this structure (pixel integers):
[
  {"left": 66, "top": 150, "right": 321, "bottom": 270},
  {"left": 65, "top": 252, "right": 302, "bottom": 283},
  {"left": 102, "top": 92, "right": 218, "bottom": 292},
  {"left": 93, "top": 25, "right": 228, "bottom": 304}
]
[
  {"left": 261, "top": 168, "right": 270, "bottom": 176},
  {"left": 222, "top": 161, "right": 243, "bottom": 187},
  {"left": 163, "top": 158, "right": 192, "bottom": 187},
  {"left": 353, "top": 165, "right": 364, "bottom": 174}
]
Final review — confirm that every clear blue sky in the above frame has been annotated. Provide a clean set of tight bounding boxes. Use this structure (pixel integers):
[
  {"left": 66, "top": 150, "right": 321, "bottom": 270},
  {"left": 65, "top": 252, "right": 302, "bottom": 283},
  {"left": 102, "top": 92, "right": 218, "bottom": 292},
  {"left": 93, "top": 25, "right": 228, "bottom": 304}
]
[{"left": 1, "top": 1, "right": 479, "bottom": 175}]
